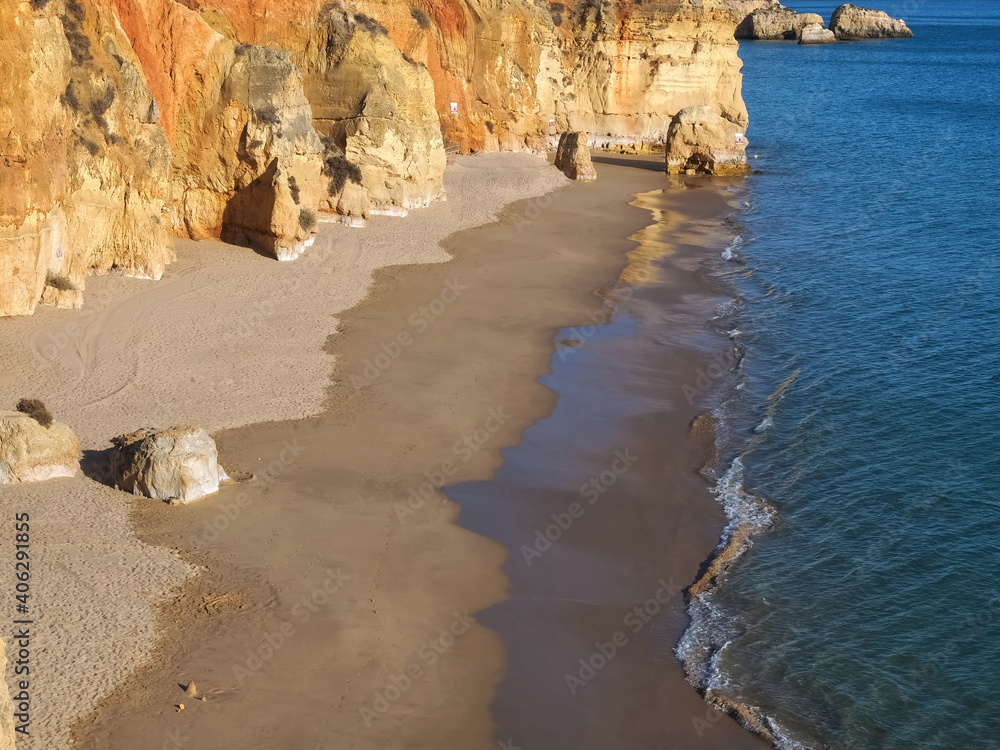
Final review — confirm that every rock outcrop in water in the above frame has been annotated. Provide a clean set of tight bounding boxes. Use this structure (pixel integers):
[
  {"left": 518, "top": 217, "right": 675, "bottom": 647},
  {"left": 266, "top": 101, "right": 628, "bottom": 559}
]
[
  {"left": 799, "top": 23, "right": 837, "bottom": 44},
  {"left": 665, "top": 106, "right": 749, "bottom": 176},
  {"left": 735, "top": 5, "right": 826, "bottom": 40},
  {"left": 2, "top": 0, "right": 751, "bottom": 315},
  {"left": 830, "top": 4, "right": 914, "bottom": 39},
  {"left": 555, "top": 133, "right": 597, "bottom": 182}
]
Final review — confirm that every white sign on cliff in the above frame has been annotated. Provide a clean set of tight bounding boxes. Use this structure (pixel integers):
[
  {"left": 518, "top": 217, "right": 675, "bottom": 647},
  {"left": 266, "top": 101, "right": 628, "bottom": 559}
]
[
  {"left": 735, "top": 133, "right": 745, "bottom": 144},
  {"left": 450, "top": 102, "right": 458, "bottom": 114}
]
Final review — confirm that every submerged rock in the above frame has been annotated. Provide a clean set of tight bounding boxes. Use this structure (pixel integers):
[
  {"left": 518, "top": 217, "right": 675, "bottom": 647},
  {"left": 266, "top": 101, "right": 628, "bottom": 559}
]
[
  {"left": 110, "top": 426, "right": 230, "bottom": 504},
  {"left": 830, "top": 4, "right": 913, "bottom": 38},
  {"left": 799, "top": 23, "right": 837, "bottom": 44},
  {"left": 735, "top": 6, "right": 826, "bottom": 39},
  {"left": 665, "top": 106, "right": 749, "bottom": 176},
  {"left": 0, "top": 410, "right": 80, "bottom": 484},
  {"left": 554, "top": 132, "right": 598, "bottom": 182}
]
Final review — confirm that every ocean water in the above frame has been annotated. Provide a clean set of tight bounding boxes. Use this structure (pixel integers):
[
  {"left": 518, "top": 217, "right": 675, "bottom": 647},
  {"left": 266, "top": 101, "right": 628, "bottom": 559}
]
[{"left": 685, "top": 2, "right": 1000, "bottom": 748}]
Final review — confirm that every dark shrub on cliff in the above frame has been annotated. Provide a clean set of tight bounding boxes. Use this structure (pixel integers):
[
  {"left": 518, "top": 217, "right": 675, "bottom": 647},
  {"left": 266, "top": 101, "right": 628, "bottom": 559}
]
[{"left": 299, "top": 209, "right": 317, "bottom": 232}]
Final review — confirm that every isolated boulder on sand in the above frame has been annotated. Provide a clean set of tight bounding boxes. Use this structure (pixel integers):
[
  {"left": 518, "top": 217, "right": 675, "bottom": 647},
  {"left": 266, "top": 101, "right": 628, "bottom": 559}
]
[
  {"left": 110, "top": 426, "right": 230, "bottom": 504},
  {"left": 830, "top": 4, "right": 913, "bottom": 38},
  {"left": 0, "top": 407, "right": 80, "bottom": 484},
  {"left": 554, "top": 132, "right": 598, "bottom": 182},
  {"left": 665, "top": 106, "right": 749, "bottom": 176},
  {"left": 799, "top": 23, "right": 837, "bottom": 44}
]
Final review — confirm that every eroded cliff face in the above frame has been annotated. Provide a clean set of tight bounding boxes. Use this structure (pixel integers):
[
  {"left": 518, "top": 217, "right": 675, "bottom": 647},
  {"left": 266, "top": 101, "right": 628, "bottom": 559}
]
[
  {"left": 344, "top": 0, "right": 750, "bottom": 153},
  {"left": 1, "top": 0, "right": 174, "bottom": 316},
  {"left": 2, "top": 0, "right": 751, "bottom": 315}
]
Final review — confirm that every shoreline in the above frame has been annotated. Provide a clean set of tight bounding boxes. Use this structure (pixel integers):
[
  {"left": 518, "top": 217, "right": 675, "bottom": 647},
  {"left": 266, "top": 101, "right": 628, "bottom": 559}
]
[
  {"left": 449, "top": 176, "right": 772, "bottom": 749},
  {"left": 68, "top": 153, "right": 732, "bottom": 749}
]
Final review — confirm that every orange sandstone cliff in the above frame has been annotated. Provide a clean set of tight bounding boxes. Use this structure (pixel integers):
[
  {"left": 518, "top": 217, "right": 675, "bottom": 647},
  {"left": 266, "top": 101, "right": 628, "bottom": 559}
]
[{"left": 1, "top": 0, "right": 750, "bottom": 316}]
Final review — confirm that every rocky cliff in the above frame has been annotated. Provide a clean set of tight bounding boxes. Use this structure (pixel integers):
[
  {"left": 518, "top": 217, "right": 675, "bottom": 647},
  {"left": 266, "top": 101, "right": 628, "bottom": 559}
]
[
  {"left": 2, "top": 0, "right": 750, "bottom": 316},
  {"left": 1, "top": 0, "right": 175, "bottom": 316}
]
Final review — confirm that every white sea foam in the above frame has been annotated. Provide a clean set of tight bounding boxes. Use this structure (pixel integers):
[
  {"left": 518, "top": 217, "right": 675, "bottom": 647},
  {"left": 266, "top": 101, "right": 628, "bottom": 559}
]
[
  {"left": 675, "top": 456, "right": 779, "bottom": 739},
  {"left": 722, "top": 234, "right": 744, "bottom": 261},
  {"left": 755, "top": 416, "right": 774, "bottom": 433}
]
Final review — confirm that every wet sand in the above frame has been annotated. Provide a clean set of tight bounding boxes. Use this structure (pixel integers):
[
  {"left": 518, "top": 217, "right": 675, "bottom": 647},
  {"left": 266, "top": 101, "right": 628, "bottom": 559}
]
[
  {"left": 65, "top": 155, "right": 765, "bottom": 749},
  {"left": 453, "top": 176, "right": 769, "bottom": 749}
]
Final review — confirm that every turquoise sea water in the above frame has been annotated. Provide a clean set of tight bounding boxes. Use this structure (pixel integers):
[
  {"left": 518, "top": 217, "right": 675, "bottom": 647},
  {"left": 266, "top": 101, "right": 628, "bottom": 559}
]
[{"left": 692, "top": 2, "right": 1000, "bottom": 747}]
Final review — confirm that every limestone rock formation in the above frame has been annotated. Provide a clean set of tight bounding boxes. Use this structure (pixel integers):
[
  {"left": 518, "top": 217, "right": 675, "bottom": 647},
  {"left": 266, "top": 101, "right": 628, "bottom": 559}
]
[
  {"left": 0, "top": 410, "right": 81, "bottom": 484},
  {"left": 554, "top": 133, "right": 597, "bottom": 182},
  {"left": 0, "top": 637, "right": 13, "bottom": 750},
  {"left": 304, "top": 4, "right": 447, "bottom": 217},
  {"left": 175, "top": 44, "right": 325, "bottom": 261},
  {"left": 0, "top": 0, "right": 175, "bottom": 317},
  {"left": 735, "top": 6, "right": 826, "bottom": 39},
  {"left": 176, "top": 1, "right": 447, "bottom": 221},
  {"left": 110, "top": 426, "right": 230, "bottom": 504},
  {"left": 3, "top": 0, "right": 756, "bottom": 314},
  {"left": 344, "top": 0, "right": 750, "bottom": 154},
  {"left": 799, "top": 23, "right": 837, "bottom": 44},
  {"left": 830, "top": 4, "right": 913, "bottom": 38},
  {"left": 665, "top": 106, "right": 749, "bottom": 176}
]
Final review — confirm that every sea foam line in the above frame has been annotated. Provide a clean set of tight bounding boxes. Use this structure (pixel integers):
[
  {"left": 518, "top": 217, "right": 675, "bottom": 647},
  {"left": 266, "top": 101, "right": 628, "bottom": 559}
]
[{"left": 675, "top": 454, "right": 785, "bottom": 743}]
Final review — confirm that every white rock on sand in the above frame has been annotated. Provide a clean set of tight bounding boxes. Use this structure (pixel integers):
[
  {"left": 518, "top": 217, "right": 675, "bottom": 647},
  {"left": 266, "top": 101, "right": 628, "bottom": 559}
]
[
  {"left": 0, "top": 409, "right": 80, "bottom": 484},
  {"left": 110, "top": 426, "right": 230, "bottom": 503},
  {"left": 0, "top": 152, "right": 567, "bottom": 749}
]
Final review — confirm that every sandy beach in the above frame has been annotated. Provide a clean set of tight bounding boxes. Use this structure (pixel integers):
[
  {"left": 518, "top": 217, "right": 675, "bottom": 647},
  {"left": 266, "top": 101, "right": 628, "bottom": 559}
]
[
  {"left": 0, "top": 152, "right": 563, "bottom": 748},
  {"left": 2, "top": 152, "right": 764, "bottom": 749}
]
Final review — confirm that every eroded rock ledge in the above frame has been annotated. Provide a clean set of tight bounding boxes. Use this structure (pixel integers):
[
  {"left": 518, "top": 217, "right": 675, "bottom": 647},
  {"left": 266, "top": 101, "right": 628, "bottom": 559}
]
[{"left": 2, "top": 0, "right": 753, "bottom": 316}]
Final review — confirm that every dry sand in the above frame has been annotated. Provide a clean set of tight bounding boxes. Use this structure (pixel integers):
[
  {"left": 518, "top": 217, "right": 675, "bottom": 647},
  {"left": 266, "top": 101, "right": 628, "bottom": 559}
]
[{"left": 0, "top": 152, "right": 568, "bottom": 749}]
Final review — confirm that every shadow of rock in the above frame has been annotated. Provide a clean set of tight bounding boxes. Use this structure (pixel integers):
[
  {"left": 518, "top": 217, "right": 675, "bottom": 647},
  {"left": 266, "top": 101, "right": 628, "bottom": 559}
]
[
  {"left": 80, "top": 447, "right": 113, "bottom": 486},
  {"left": 591, "top": 154, "right": 665, "bottom": 172}
]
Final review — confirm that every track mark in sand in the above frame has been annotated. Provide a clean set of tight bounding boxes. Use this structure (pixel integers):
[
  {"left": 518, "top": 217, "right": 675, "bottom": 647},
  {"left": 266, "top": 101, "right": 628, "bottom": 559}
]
[
  {"left": 337, "top": 502, "right": 393, "bottom": 707},
  {"left": 25, "top": 270, "right": 220, "bottom": 379}
]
